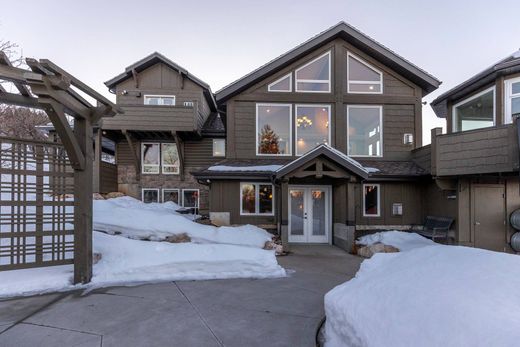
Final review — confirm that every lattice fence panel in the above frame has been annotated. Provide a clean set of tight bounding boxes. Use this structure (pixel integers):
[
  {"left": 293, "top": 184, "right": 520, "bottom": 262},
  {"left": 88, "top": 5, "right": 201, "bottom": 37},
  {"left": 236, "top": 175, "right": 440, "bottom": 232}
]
[{"left": 0, "top": 137, "right": 74, "bottom": 270}]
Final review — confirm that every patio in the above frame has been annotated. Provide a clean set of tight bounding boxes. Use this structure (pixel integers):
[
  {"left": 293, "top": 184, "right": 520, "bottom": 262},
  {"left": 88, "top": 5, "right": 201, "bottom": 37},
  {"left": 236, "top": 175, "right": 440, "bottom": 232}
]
[{"left": 0, "top": 245, "right": 362, "bottom": 347}]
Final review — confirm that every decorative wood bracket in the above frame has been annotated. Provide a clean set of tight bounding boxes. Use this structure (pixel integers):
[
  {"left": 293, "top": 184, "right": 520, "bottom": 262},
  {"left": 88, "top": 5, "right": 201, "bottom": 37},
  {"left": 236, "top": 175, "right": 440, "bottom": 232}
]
[{"left": 123, "top": 130, "right": 141, "bottom": 178}]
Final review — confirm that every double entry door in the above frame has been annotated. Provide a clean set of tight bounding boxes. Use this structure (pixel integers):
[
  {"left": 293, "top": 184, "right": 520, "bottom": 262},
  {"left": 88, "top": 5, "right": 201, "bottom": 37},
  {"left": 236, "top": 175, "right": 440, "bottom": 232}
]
[{"left": 288, "top": 186, "right": 331, "bottom": 243}]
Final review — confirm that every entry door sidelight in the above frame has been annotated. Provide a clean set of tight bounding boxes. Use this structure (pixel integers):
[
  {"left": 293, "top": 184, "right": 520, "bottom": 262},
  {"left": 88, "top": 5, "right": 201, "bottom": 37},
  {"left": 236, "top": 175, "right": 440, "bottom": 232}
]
[{"left": 289, "top": 186, "right": 330, "bottom": 243}]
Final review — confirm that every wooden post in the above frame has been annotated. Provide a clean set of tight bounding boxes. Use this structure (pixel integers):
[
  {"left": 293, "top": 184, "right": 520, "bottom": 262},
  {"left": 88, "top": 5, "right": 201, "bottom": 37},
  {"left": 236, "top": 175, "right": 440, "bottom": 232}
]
[
  {"left": 73, "top": 117, "right": 93, "bottom": 284},
  {"left": 93, "top": 129, "right": 101, "bottom": 193},
  {"left": 431, "top": 127, "right": 442, "bottom": 176}
]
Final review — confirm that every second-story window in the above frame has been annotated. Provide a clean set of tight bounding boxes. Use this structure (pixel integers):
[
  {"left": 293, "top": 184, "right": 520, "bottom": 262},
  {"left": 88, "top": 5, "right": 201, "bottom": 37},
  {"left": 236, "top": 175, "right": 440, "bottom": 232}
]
[
  {"left": 295, "top": 51, "right": 331, "bottom": 93},
  {"left": 347, "top": 105, "right": 383, "bottom": 157},
  {"left": 141, "top": 142, "right": 179, "bottom": 174},
  {"left": 452, "top": 87, "right": 495, "bottom": 132},
  {"left": 144, "top": 95, "right": 176, "bottom": 106},
  {"left": 347, "top": 52, "right": 383, "bottom": 94},
  {"left": 212, "top": 139, "right": 226, "bottom": 157},
  {"left": 256, "top": 103, "right": 292, "bottom": 156},
  {"left": 505, "top": 77, "right": 520, "bottom": 124},
  {"left": 295, "top": 105, "right": 331, "bottom": 155}
]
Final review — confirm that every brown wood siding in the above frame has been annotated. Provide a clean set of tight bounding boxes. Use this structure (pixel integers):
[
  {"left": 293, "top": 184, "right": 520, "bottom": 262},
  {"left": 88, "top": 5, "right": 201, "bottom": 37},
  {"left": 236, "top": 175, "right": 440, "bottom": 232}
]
[
  {"left": 101, "top": 105, "right": 197, "bottom": 132},
  {"left": 99, "top": 162, "right": 118, "bottom": 193},
  {"left": 411, "top": 144, "right": 431, "bottom": 173},
  {"left": 225, "top": 37, "right": 422, "bottom": 161},
  {"left": 209, "top": 180, "right": 276, "bottom": 225},
  {"left": 116, "top": 140, "right": 134, "bottom": 166},
  {"left": 108, "top": 63, "right": 209, "bottom": 132},
  {"left": 355, "top": 182, "right": 423, "bottom": 226},
  {"left": 435, "top": 124, "right": 519, "bottom": 176},
  {"left": 184, "top": 138, "right": 221, "bottom": 169}
]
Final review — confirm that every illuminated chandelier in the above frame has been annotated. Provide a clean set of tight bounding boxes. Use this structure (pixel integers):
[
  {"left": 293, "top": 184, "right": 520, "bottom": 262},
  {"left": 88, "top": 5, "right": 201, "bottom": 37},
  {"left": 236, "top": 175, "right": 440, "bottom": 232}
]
[{"left": 297, "top": 116, "right": 313, "bottom": 127}]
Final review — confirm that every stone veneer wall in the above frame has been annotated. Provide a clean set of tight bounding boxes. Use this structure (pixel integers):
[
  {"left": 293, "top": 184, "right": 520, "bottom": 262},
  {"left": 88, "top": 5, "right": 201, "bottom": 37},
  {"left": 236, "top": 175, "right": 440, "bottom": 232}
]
[{"left": 117, "top": 164, "right": 210, "bottom": 213}]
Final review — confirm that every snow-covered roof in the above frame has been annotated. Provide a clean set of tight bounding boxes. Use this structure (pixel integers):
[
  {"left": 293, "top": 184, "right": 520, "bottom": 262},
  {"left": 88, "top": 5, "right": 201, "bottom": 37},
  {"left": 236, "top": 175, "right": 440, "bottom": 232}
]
[{"left": 208, "top": 165, "right": 283, "bottom": 172}]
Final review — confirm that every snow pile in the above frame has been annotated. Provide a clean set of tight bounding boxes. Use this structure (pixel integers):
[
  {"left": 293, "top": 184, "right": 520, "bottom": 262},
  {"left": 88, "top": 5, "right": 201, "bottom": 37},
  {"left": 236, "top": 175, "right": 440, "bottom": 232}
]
[
  {"left": 207, "top": 165, "right": 283, "bottom": 172},
  {"left": 357, "top": 230, "right": 436, "bottom": 252},
  {"left": 0, "top": 231, "right": 286, "bottom": 298},
  {"left": 93, "top": 197, "right": 272, "bottom": 248},
  {"left": 325, "top": 245, "right": 520, "bottom": 347}
]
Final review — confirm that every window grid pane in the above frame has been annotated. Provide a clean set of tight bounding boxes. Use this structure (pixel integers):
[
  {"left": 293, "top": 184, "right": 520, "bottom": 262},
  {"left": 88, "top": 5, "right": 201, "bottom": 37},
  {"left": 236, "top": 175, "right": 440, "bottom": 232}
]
[
  {"left": 364, "top": 185, "right": 379, "bottom": 216},
  {"left": 296, "top": 105, "right": 330, "bottom": 155},
  {"left": 142, "top": 143, "right": 160, "bottom": 173},
  {"left": 161, "top": 143, "right": 179, "bottom": 174},
  {"left": 241, "top": 184, "right": 256, "bottom": 214}
]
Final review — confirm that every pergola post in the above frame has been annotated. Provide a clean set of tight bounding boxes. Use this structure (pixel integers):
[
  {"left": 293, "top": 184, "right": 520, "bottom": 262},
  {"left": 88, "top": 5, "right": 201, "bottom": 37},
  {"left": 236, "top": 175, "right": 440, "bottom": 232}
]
[
  {"left": 0, "top": 52, "right": 121, "bottom": 284},
  {"left": 73, "top": 117, "right": 94, "bottom": 283}
]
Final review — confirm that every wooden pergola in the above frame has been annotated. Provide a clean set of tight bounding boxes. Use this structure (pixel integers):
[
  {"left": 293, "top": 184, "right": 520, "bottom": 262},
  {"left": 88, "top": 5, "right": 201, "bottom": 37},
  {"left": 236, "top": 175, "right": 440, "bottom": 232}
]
[{"left": 0, "top": 52, "right": 121, "bottom": 283}]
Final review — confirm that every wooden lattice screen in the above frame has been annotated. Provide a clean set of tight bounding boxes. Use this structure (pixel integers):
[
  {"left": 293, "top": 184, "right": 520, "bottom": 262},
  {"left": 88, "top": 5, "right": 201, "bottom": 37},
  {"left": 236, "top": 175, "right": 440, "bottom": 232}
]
[{"left": 0, "top": 136, "right": 74, "bottom": 270}]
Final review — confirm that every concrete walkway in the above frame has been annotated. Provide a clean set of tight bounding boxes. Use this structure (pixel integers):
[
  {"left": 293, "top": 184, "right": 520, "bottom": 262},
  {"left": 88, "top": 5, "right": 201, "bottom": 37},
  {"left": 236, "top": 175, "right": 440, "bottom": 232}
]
[{"left": 0, "top": 245, "right": 362, "bottom": 347}]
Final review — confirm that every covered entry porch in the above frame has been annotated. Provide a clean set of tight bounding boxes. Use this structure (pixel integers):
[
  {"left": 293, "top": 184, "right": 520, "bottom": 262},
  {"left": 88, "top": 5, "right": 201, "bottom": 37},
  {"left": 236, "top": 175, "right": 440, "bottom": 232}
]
[{"left": 273, "top": 145, "right": 370, "bottom": 251}]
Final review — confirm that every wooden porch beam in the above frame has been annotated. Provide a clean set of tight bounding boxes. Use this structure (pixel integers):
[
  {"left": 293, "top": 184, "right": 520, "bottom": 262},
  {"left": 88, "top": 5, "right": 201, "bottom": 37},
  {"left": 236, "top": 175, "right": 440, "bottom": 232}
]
[
  {"left": 30, "top": 82, "right": 90, "bottom": 119},
  {"left": 41, "top": 99, "right": 86, "bottom": 170},
  {"left": 0, "top": 52, "right": 33, "bottom": 96},
  {"left": 0, "top": 91, "right": 42, "bottom": 109},
  {"left": 123, "top": 130, "right": 141, "bottom": 177},
  {"left": 91, "top": 105, "right": 114, "bottom": 125}
]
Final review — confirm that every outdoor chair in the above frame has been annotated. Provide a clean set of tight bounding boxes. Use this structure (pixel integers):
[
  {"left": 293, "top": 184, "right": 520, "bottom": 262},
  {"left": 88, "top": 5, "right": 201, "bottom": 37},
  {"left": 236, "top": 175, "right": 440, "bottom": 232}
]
[{"left": 415, "top": 216, "right": 454, "bottom": 243}]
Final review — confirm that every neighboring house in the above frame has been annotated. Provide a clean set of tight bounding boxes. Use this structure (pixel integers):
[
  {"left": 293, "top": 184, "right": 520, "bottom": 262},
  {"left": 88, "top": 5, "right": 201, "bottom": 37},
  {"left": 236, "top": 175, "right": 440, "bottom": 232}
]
[
  {"left": 429, "top": 50, "right": 520, "bottom": 252},
  {"left": 99, "top": 52, "right": 225, "bottom": 212},
  {"left": 192, "top": 22, "right": 443, "bottom": 250}
]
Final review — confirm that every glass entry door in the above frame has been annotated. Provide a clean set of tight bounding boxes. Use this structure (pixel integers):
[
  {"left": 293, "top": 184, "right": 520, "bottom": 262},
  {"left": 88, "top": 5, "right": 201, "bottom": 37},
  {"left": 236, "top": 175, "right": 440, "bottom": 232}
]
[{"left": 289, "top": 186, "right": 331, "bottom": 243}]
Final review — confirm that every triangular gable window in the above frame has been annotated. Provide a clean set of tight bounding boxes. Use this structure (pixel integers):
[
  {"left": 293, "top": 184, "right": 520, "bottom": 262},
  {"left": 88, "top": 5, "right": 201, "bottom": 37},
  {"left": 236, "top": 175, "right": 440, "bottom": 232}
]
[
  {"left": 347, "top": 52, "right": 383, "bottom": 94},
  {"left": 268, "top": 73, "right": 292, "bottom": 92},
  {"left": 295, "top": 51, "right": 331, "bottom": 93}
]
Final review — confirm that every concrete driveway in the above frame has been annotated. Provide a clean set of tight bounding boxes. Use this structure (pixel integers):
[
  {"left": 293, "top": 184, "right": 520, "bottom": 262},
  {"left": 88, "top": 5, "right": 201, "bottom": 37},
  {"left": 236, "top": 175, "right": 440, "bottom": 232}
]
[{"left": 0, "top": 245, "right": 362, "bottom": 347}]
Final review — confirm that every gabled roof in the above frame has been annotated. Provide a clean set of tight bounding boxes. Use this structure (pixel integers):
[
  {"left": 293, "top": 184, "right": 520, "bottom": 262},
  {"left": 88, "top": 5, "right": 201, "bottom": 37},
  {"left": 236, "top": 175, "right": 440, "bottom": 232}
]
[
  {"left": 274, "top": 144, "right": 369, "bottom": 179},
  {"left": 216, "top": 21, "right": 441, "bottom": 102},
  {"left": 104, "top": 52, "right": 217, "bottom": 110},
  {"left": 201, "top": 112, "right": 226, "bottom": 136},
  {"left": 431, "top": 50, "right": 520, "bottom": 118}
]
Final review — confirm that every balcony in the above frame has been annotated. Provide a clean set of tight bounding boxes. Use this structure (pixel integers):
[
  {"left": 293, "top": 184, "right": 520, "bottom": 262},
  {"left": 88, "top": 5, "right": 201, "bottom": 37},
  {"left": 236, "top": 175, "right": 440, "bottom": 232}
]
[
  {"left": 431, "top": 124, "right": 519, "bottom": 176},
  {"left": 100, "top": 103, "right": 204, "bottom": 133}
]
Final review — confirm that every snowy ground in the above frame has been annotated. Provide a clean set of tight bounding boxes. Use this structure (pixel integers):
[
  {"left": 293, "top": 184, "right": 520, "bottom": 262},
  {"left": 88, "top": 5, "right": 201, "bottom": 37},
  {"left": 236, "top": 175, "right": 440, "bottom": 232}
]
[
  {"left": 93, "top": 196, "right": 272, "bottom": 248},
  {"left": 324, "top": 231, "right": 520, "bottom": 347},
  {"left": 0, "top": 196, "right": 286, "bottom": 298}
]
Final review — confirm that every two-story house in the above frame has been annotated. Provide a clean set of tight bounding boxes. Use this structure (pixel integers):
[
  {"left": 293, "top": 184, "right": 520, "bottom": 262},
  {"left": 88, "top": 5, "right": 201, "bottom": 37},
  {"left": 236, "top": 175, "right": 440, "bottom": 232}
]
[
  {"left": 99, "top": 53, "right": 225, "bottom": 213},
  {"left": 192, "top": 22, "right": 442, "bottom": 250},
  {"left": 429, "top": 50, "right": 520, "bottom": 252}
]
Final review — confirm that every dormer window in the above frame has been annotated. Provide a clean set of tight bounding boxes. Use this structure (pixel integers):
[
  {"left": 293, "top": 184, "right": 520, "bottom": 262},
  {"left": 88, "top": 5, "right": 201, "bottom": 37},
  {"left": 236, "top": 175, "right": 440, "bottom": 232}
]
[
  {"left": 144, "top": 95, "right": 176, "bottom": 106},
  {"left": 268, "top": 73, "right": 292, "bottom": 92},
  {"left": 295, "top": 51, "right": 331, "bottom": 93},
  {"left": 347, "top": 53, "right": 383, "bottom": 94}
]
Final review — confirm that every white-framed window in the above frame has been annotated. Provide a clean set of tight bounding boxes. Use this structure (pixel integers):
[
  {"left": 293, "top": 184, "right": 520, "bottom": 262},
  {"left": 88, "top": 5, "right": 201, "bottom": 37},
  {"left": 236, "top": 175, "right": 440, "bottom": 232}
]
[
  {"left": 347, "top": 105, "right": 383, "bottom": 157},
  {"left": 144, "top": 95, "right": 176, "bottom": 106},
  {"left": 141, "top": 143, "right": 160, "bottom": 174},
  {"left": 141, "top": 142, "right": 179, "bottom": 174},
  {"left": 142, "top": 188, "right": 159, "bottom": 203},
  {"left": 182, "top": 189, "right": 199, "bottom": 208},
  {"left": 240, "top": 183, "right": 274, "bottom": 216},
  {"left": 363, "top": 184, "right": 380, "bottom": 217},
  {"left": 212, "top": 138, "right": 226, "bottom": 157},
  {"left": 268, "top": 73, "right": 292, "bottom": 92},
  {"left": 347, "top": 52, "right": 383, "bottom": 94},
  {"left": 256, "top": 103, "right": 292, "bottom": 156},
  {"left": 161, "top": 143, "right": 180, "bottom": 174},
  {"left": 295, "top": 51, "right": 331, "bottom": 93},
  {"left": 452, "top": 87, "right": 495, "bottom": 132},
  {"left": 505, "top": 77, "right": 520, "bottom": 124},
  {"left": 162, "top": 189, "right": 180, "bottom": 204},
  {"left": 295, "top": 104, "right": 331, "bottom": 155}
]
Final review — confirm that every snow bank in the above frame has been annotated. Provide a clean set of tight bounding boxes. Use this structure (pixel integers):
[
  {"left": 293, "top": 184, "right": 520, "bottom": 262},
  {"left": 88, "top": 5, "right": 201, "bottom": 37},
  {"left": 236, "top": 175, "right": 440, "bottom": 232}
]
[
  {"left": 325, "top": 245, "right": 520, "bottom": 347},
  {"left": 93, "top": 197, "right": 272, "bottom": 248},
  {"left": 0, "top": 232, "right": 286, "bottom": 298},
  {"left": 357, "top": 230, "right": 436, "bottom": 252}
]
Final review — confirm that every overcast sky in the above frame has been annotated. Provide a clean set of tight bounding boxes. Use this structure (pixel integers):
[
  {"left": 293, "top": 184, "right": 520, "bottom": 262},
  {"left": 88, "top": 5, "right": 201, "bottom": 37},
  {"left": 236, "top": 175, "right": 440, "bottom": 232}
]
[{"left": 2, "top": 0, "right": 519, "bottom": 144}]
